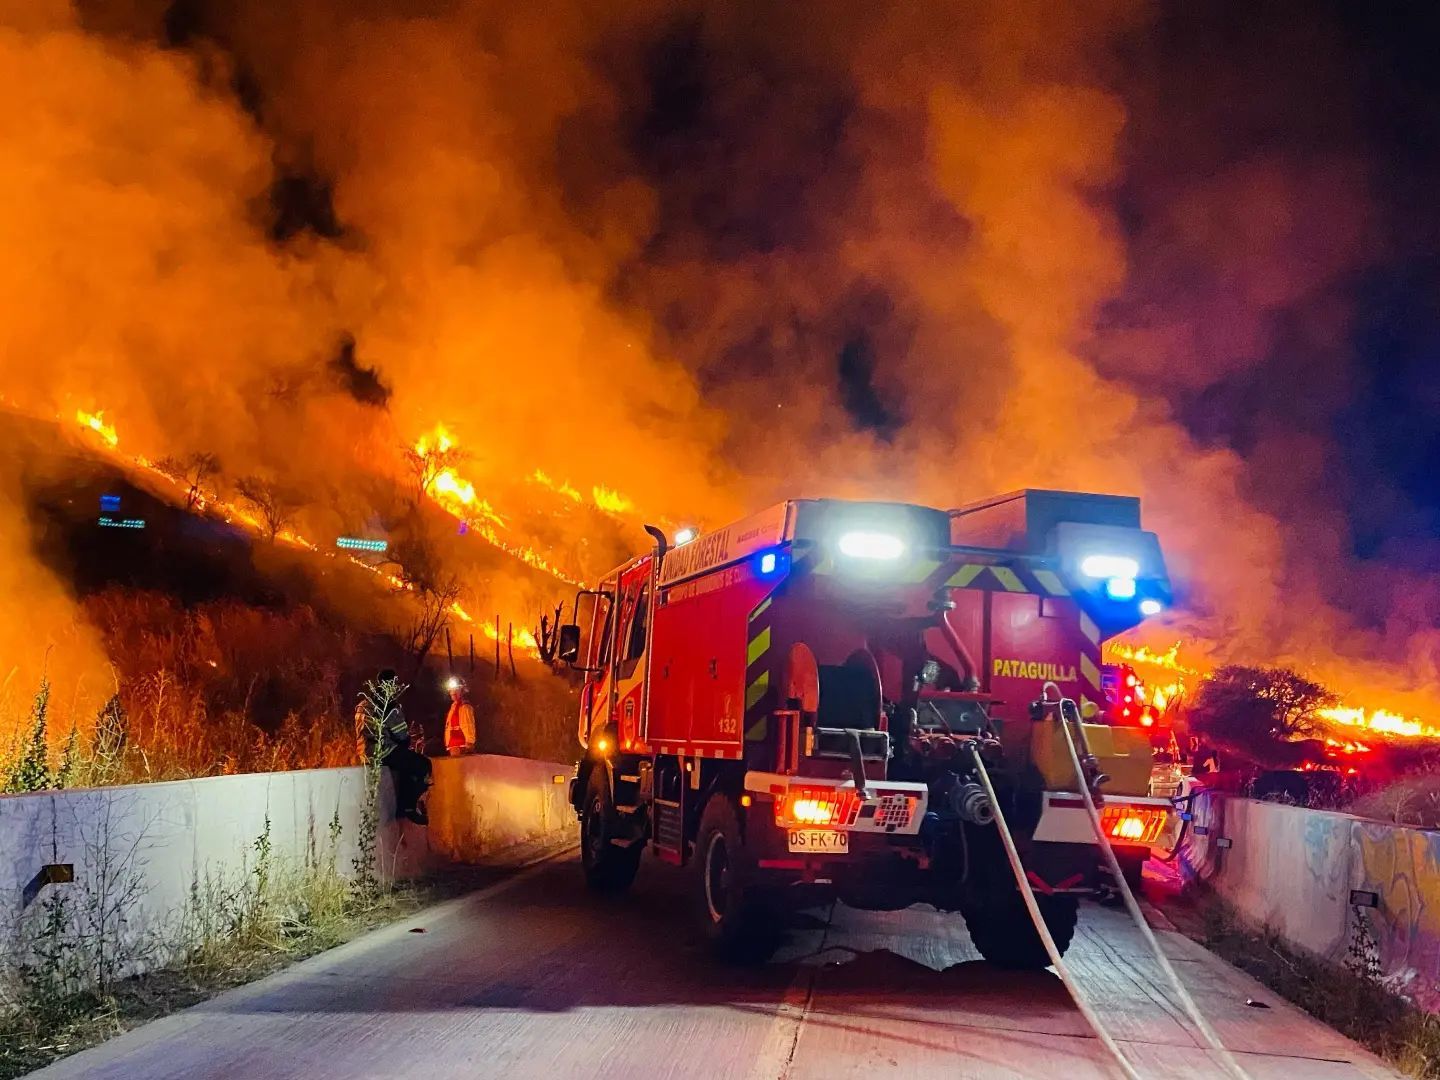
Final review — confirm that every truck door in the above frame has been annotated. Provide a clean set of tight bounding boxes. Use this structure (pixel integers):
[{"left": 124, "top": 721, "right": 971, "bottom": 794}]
[
  {"left": 610, "top": 570, "right": 651, "bottom": 748},
  {"left": 578, "top": 587, "right": 615, "bottom": 748}
]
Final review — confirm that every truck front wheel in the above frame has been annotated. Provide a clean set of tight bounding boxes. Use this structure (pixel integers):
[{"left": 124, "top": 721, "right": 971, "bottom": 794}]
[
  {"left": 962, "top": 890, "right": 1078, "bottom": 971},
  {"left": 581, "top": 768, "right": 642, "bottom": 893},
  {"left": 694, "top": 794, "right": 775, "bottom": 961}
]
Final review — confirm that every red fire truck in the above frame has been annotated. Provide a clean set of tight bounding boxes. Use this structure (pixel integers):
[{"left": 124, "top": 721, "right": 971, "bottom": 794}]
[{"left": 559, "top": 490, "right": 1176, "bottom": 967}]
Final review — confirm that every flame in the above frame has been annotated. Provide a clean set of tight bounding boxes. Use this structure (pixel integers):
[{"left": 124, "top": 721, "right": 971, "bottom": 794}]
[
  {"left": 409, "top": 425, "right": 585, "bottom": 583},
  {"left": 592, "top": 484, "right": 633, "bottom": 515},
  {"left": 415, "top": 424, "right": 456, "bottom": 456},
  {"left": 75, "top": 409, "right": 118, "bottom": 447},
  {"left": 1110, "top": 638, "right": 1440, "bottom": 742},
  {"left": 1317, "top": 706, "right": 1440, "bottom": 740},
  {"left": 532, "top": 469, "right": 582, "bottom": 503},
  {"left": 1106, "top": 641, "right": 1197, "bottom": 675},
  {"left": 1324, "top": 737, "right": 1371, "bottom": 754},
  {"left": 482, "top": 620, "right": 540, "bottom": 655}
]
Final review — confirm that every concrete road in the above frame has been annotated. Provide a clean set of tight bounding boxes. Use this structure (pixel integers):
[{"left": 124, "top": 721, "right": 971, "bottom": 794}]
[{"left": 36, "top": 851, "right": 1399, "bottom": 1080}]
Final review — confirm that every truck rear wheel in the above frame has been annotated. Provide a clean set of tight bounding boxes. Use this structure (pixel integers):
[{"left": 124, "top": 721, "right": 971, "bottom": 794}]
[
  {"left": 694, "top": 794, "right": 775, "bottom": 961},
  {"left": 962, "top": 891, "right": 1078, "bottom": 971},
  {"left": 581, "top": 768, "right": 642, "bottom": 893}
]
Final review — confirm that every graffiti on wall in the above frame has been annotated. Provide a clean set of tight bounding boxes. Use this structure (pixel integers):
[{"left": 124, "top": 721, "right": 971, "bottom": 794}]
[
  {"left": 1179, "top": 789, "right": 1440, "bottom": 1014},
  {"left": 1353, "top": 823, "right": 1440, "bottom": 1012}
]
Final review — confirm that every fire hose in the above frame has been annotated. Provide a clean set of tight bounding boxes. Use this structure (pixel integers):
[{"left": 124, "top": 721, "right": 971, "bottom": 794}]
[
  {"left": 965, "top": 740, "right": 1146, "bottom": 1080},
  {"left": 1045, "top": 682, "right": 1252, "bottom": 1080}
]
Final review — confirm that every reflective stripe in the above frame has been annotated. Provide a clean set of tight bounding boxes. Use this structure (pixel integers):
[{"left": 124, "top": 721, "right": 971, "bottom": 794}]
[
  {"left": 989, "top": 566, "right": 1027, "bottom": 593},
  {"left": 749, "top": 596, "right": 773, "bottom": 622},
  {"left": 747, "top": 626, "right": 771, "bottom": 667},
  {"left": 1080, "top": 653, "right": 1103, "bottom": 695},
  {"left": 1033, "top": 569, "right": 1070, "bottom": 596},
  {"left": 746, "top": 670, "right": 770, "bottom": 711},
  {"left": 1079, "top": 611, "right": 1101, "bottom": 646},
  {"left": 946, "top": 564, "right": 985, "bottom": 587}
]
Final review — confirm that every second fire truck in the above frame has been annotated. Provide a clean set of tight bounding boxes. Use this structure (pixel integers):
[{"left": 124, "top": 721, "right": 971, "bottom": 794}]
[{"left": 559, "top": 489, "right": 1176, "bottom": 967}]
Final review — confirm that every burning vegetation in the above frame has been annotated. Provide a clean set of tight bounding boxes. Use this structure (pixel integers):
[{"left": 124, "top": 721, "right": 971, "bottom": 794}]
[{"left": 0, "top": 1, "right": 1437, "bottom": 776}]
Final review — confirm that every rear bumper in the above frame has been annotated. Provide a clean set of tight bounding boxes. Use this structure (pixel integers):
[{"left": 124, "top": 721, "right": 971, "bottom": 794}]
[
  {"left": 743, "top": 770, "right": 929, "bottom": 837},
  {"left": 1032, "top": 791, "right": 1175, "bottom": 854}
]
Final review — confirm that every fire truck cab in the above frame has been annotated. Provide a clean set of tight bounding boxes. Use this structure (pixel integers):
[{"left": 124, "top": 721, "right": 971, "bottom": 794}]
[{"left": 561, "top": 490, "right": 1175, "bottom": 967}]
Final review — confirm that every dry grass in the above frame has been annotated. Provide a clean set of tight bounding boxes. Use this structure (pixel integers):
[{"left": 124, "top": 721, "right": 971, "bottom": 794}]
[
  {"left": 1346, "top": 765, "right": 1440, "bottom": 829},
  {"left": 0, "top": 586, "right": 581, "bottom": 791}
]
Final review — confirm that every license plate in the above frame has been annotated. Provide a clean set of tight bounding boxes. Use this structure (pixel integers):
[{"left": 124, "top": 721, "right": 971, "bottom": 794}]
[{"left": 787, "top": 829, "right": 849, "bottom": 855}]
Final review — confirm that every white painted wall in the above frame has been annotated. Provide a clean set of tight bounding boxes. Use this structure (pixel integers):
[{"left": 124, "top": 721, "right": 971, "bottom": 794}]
[
  {"left": 424, "top": 754, "right": 573, "bottom": 863},
  {"left": 0, "top": 756, "right": 573, "bottom": 984}
]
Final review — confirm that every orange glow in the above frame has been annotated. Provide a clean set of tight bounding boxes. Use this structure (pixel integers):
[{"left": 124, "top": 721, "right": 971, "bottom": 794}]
[
  {"left": 1110, "top": 639, "right": 1439, "bottom": 743},
  {"left": 75, "top": 409, "right": 118, "bottom": 448},
  {"left": 531, "top": 469, "right": 582, "bottom": 503},
  {"left": 1100, "top": 805, "right": 1167, "bottom": 845},
  {"left": 1106, "top": 641, "right": 1197, "bottom": 675},
  {"left": 592, "top": 484, "right": 633, "bottom": 515},
  {"left": 774, "top": 786, "right": 861, "bottom": 828},
  {"left": 1318, "top": 705, "right": 1440, "bottom": 740},
  {"left": 482, "top": 620, "right": 539, "bottom": 655}
]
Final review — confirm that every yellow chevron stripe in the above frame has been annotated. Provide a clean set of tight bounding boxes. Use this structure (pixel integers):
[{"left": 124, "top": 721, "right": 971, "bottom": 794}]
[
  {"left": 749, "top": 596, "right": 772, "bottom": 622},
  {"left": 746, "top": 670, "right": 770, "bottom": 711},
  {"left": 946, "top": 564, "right": 985, "bottom": 587},
  {"left": 989, "top": 566, "right": 1027, "bottom": 593},
  {"left": 1033, "top": 569, "right": 1070, "bottom": 596},
  {"left": 747, "top": 626, "right": 771, "bottom": 667},
  {"left": 1080, "top": 652, "right": 1102, "bottom": 694},
  {"left": 1078, "top": 611, "right": 1101, "bottom": 646}
]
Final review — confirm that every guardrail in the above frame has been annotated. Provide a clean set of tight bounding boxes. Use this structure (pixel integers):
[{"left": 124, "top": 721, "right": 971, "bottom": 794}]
[{"left": 1180, "top": 788, "right": 1440, "bottom": 1012}]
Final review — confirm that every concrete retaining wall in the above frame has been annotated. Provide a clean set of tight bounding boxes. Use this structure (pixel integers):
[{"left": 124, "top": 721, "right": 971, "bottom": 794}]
[
  {"left": 1181, "top": 789, "right": 1440, "bottom": 1011},
  {"left": 0, "top": 756, "right": 573, "bottom": 979},
  {"left": 425, "top": 754, "right": 573, "bottom": 863}
]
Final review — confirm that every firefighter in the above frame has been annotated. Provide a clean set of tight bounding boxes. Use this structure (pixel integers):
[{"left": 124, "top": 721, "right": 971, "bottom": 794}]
[
  {"left": 444, "top": 677, "right": 477, "bottom": 756},
  {"left": 354, "top": 668, "right": 432, "bottom": 825}
]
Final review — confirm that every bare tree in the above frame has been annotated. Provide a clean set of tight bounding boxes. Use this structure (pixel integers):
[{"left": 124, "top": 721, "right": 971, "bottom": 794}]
[
  {"left": 235, "top": 476, "right": 302, "bottom": 542},
  {"left": 155, "top": 452, "right": 220, "bottom": 510},
  {"left": 535, "top": 602, "right": 564, "bottom": 666},
  {"left": 385, "top": 527, "right": 463, "bottom": 676},
  {"left": 401, "top": 439, "right": 468, "bottom": 505}
]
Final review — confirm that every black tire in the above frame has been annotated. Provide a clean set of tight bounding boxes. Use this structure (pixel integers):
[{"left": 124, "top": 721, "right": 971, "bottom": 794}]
[
  {"left": 693, "top": 794, "right": 776, "bottom": 961},
  {"left": 1118, "top": 852, "right": 1146, "bottom": 894},
  {"left": 581, "top": 767, "right": 642, "bottom": 893},
  {"left": 962, "top": 890, "right": 1079, "bottom": 971}
]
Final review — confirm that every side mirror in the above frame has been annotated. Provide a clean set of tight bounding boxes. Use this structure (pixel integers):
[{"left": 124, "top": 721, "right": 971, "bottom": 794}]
[{"left": 557, "top": 624, "right": 581, "bottom": 664}]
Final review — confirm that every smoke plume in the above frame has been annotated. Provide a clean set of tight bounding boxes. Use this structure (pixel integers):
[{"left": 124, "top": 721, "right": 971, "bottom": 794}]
[{"left": 0, "top": 0, "right": 1435, "bottom": 720}]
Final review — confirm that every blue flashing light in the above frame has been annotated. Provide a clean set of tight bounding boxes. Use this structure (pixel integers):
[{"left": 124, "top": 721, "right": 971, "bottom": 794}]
[
  {"left": 1139, "top": 598, "right": 1163, "bottom": 617},
  {"left": 98, "top": 516, "right": 145, "bottom": 530},
  {"left": 100, "top": 494, "right": 122, "bottom": 512},
  {"left": 1104, "top": 576, "right": 1137, "bottom": 600},
  {"left": 336, "top": 537, "right": 389, "bottom": 553},
  {"left": 753, "top": 547, "right": 788, "bottom": 579}
]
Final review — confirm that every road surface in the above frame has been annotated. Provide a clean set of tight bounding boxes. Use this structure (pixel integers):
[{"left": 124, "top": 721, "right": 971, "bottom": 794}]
[{"left": 36, "top": 850, "right": 1398, "bottom": 1080}]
